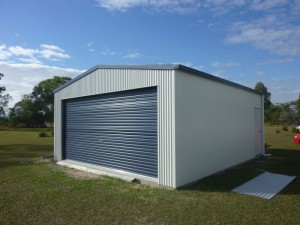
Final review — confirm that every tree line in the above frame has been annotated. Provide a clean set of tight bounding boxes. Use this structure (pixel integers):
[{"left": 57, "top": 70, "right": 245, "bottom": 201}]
[
  {"left": 0, "top": 73, "right": 300, "bottom": 128},
  {"left": 255, "top": 82, "right": 300, "bottom": 125},
  {"left": 0, "top": 74, "right": 70, "bottom": 128}
]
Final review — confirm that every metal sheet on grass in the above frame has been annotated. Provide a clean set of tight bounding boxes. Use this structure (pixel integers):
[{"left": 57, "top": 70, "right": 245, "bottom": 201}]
[{"left": 232, "top": 172, "right": 296, "bottom": 199}]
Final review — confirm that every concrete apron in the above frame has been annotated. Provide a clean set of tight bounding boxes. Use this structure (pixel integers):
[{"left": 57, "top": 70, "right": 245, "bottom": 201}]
[{"left": 57, "top": 160, "right": 159, "bottom": 187}]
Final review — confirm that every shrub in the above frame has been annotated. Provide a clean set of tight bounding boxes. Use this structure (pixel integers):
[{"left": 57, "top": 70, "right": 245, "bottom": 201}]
[
  {"left": 291, "top": 127, "right": 297, "bottom": 133},
  {"left": 282, "top": 126, "right": 288, "bottom": 131},
  {"left": 275, "top": 129, "right": 280, "bottom": 134},
  {"left": 39, "top": 131, "right": 47, "bottom": 137}
]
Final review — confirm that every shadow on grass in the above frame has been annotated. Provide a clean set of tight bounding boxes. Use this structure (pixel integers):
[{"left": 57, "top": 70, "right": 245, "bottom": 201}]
[
  {"left": 181, "top": 149, "right": 300, "bottom": 196},
  {"left": 0, "top": 144, "right": 53, "bottom": 169}
]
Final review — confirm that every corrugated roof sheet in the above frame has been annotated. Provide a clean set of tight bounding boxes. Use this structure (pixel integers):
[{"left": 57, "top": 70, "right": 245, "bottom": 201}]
[
  {"left": 232, "top": 172, "right": 296, "bottom": 199},
  {"left": 53, "top": 64, "right": 261, "bottom": 95}
]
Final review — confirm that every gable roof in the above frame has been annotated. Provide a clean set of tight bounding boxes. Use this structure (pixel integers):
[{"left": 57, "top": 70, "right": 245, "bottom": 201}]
[{"left": 53, "top": 64, "right": 261, "bottom": 95}]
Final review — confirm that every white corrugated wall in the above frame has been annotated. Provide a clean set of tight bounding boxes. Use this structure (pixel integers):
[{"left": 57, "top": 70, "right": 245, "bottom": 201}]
[
  {"left": 54, "top": 68, "right": 176, "bottom": 188},
  {"left": 174, "top": 70, "right": 263, "bottom": 187}
]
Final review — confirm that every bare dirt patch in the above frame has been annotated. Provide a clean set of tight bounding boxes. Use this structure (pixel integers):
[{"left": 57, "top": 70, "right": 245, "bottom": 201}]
[{"left": 49, "top": 164, "right": 103, "bottom": 180}]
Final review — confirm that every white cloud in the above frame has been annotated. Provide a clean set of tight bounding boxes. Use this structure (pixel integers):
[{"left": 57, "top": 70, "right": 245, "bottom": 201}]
[
  {"left": 123, "top": 52, "right": 141, "bottom": 59},
  {"left": 95, "top": 0, "right": 300, "bottom": 58},
  {"left": 0, "top": 45, "right": 12, "bottom": 60},
  {"left": 87, "top": 42, "right": 93, "bottom": 48},
  {"left": 39, "top": 44, "right": 70, "bottom": 59},
  {"left": 203, "top": 0, "right": 246, "bottom": 14},
  {"left": 8, "top": 46, "right": 37, "bottom": 58},
  {"left": 250, "top": 0, "right": 288, "bottom": 11},
  {"left": 0, "top": 44, "right": 71, "bottom": 63},
  {"left": 211, "top": 61, "right": 240, "bottom": 68},
  {"left": 194, "top": 1, "right": 299, "bottom": 56},
  {"left": 95, "top": 0, "right": 201, "bottom": 14},
  {"left": 96, "top": 0, "right": 147, "bottom": 11},
  {"left": 102, "top": 49, "right": 121, "bottom": 56},
  {"left": 0, "top": 61, "right": 84, "bottom": 107},
  {"left": 94, "top": 0, "right": 291, "bottom": 16},
  {"left": 39, "top": 49, "right": 70, "bottom": 59},
  {"left": 290, "top": 0, "right": 300, "bottom": 17},
  {"left": 40, "top": 44, "right": 65, "bottom": 52},
  {"left": 257, "top": 58, "right": 294, "bottom": 66},
  {"left": 95, "top": 0, "right": 248, "bottom": 14},
  {"left": 86, "top": 42, "right": 95, "bottom": 52},
  {"left": 93, "top": 0, "right": 300, "bottom": 61},
  {"left": 101, "top": 49, "right": 142, "bottom": 59},
  {"left": 18, "top": 57, "right": 42, "bottom": 64},
  {"left": 226, "top": 15, "right": 300, "bottom": 55},
  {"left": 205, "top": 0, "right": 245, "bottom": 5}
]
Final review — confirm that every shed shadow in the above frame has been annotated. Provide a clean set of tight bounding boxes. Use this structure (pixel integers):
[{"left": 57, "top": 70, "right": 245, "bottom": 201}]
[{"left": 180, "top": 149, "right": 300, "bottom": 196}]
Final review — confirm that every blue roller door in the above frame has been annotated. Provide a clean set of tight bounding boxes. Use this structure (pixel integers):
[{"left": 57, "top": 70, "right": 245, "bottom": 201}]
[{"left": 63, "top": 87, "right": 158, "bottom": 178}]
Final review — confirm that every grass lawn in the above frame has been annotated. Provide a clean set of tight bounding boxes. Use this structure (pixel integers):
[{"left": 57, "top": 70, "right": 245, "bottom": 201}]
[{"left": 0, "top": 127, "right": 300, "bottom": 225}]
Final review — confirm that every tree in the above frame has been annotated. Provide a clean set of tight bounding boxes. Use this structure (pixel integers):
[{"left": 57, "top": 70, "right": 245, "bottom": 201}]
[
  {"left": 296, "top": 93, "right": 300, "bottom": 124},
  {"left": 8, "top": 94, "right": 45, "bottom": 127},
  {"left": 265, "top": 104, "right": 281, "bottom": 124},
  {"left": 255, "top": 82, "right": 271, "bottom": 109},
  {"left": 8, "top": 76, "right": 71, "bottom": 128},
  {"left": 0, "top": 73, "right": 12, "bottom": 124},
  {"left": 278, "top": 102, "right": 297, "bottom": 125},
  {"left": 0, "top": 73, "right": 5, "bottom": 94},
  {"left": 0, "top": 94, "right": 12, "bottom": 118},
  {"left": 31, "top": 76, "right": 71, "bottom": 125}
]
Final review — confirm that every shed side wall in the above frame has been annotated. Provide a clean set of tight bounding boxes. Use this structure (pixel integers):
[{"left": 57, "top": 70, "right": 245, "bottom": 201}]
[
  {"left": 175, "top": 71, "right": 263, "bottom": 187},
  {"left": 54, "top": 69, "right": 176, "bottom": 188}
]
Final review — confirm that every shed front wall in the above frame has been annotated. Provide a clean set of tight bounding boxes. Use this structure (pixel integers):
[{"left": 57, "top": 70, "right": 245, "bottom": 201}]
[
  {"left": 54, "top": 69, "right": 176, "bottom": 188},
  {"left": 175, "top": 71, "right": 263, "bottom": 187}
]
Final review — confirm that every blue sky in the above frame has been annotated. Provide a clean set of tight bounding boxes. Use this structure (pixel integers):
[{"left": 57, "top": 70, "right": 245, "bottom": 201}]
[{"left": 1, "top": 0, "right": 299, "bottom": 106}]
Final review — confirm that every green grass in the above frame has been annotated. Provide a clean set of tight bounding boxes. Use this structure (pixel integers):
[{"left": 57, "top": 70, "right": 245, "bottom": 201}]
[
  {"left": 0, "top": 130, "right": 53, "bottom": 146},
  {"left": 265, "top": 125, "right": 300, "bottom": 150},
  {"left": 0, "top": 128, "right": 300, "bottom": 225}
]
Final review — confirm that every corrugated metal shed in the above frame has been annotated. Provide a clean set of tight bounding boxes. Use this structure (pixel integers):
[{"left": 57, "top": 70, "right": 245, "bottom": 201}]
[{"left": 54, "top": 64, "right": 264, "bottom": 188}]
